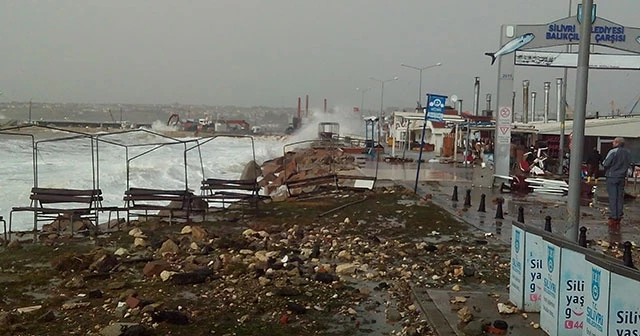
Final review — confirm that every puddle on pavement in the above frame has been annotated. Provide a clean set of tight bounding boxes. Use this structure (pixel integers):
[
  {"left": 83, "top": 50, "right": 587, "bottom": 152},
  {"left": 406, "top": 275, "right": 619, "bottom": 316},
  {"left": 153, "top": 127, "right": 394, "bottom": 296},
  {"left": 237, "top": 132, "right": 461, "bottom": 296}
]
[{"left": 323, "top": 277, "right": 404, "bottom": 335}]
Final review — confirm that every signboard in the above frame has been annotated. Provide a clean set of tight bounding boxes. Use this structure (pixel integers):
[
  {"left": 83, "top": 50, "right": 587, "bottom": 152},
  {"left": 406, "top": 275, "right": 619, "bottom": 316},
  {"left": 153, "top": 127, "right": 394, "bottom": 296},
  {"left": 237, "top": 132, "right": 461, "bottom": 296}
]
[
  {"left": 558, "top": 248, "right": 587, "bottom": 334},
  {"left": 524, "top": 230, "right": 544, "bottom": 311},
  {"left": 515, "top": 51, "right": 640, "bottom": 70},
  {"left": 509, "top": 224, "right": 526, "bottom": 308},
  {"left": 540, "top": 239, "right": 561, "bottom": 335},
  {"left": 584, "top": 255, "right": 611, "bottom": 336},
  {"left": 497, "top": 125, "right": 511, "bottom": 145},
  {"left": 608, "top": 272, "right": 640, "bottom": 335},
  {"left": 426, "top": 94, "right": 447, "bottom": 122},
  {"left": 498, "top": 106, "right": 512, "bottom": 123}
]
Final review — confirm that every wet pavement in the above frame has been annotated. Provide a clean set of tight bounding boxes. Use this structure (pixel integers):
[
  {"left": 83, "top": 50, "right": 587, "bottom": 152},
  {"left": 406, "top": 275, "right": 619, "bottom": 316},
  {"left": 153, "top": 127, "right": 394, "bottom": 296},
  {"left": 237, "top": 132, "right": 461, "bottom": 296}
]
[{"left": 354, "top": 152, "right": 640, "bottom": 335}]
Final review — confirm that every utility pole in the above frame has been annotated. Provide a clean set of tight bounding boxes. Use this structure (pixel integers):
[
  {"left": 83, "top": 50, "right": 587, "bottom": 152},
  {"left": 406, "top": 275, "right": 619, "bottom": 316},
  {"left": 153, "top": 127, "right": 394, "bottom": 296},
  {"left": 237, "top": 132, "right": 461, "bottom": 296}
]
[
  {"left": 566, "top": 0, "right": 594, "bottom": 242},
  {"left": 28, "top": 100, "right": 32, "bottom": 124}
]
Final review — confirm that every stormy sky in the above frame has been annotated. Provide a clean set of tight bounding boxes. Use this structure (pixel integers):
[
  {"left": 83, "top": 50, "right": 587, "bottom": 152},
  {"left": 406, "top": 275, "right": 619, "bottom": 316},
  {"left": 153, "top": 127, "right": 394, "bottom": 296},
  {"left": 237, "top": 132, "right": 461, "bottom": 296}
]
[{"left": 1, "top": 0, "right": 639, "bottom": 114}]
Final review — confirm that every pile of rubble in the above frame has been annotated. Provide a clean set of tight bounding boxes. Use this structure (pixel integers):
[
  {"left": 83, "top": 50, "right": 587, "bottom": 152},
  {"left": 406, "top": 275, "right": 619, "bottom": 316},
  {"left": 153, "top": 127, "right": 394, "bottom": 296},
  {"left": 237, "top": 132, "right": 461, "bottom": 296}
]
[
  {"left": 258, "top": 147, "right": 358, "bottom": 196},
  {"left": 0, "top": 186, "right": 514, "bottom": 335}
]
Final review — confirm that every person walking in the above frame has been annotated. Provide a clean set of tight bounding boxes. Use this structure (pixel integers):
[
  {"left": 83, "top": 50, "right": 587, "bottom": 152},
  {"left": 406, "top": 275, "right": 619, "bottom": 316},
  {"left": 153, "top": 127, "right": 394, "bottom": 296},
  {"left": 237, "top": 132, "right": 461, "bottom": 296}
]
[
  {"left": 586, "top": 147, "right": 602, "bottom": 183},
  {"left": 602, "top": 137, "right": 631, "bottom": 230}
]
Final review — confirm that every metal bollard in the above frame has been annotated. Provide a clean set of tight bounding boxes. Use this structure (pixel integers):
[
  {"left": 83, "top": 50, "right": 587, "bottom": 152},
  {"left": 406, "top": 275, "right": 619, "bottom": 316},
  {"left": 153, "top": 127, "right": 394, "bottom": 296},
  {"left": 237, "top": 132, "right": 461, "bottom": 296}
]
[
  {"left": 517, "top": 206, "right": 525, "bottom": 224},
  {"left": 452, "top": 186, "right": 459, "bottom": 202},
  {"left": 464, "top": 189, "right": 472, "bottom": 207},
  {"left": 623, "top": 241, "right": 636, "bottom": 269},
  {"left": 544, "top": 216, "right": 552, "bottom": 233},
  {"left": 478, "top": 194, "right": 486, "bottom": 212},
  {"left": 578, "top": 227, "right": 587, "bottom": 247},
  {"left": 494, "top": 198, "right": 504, "bottom": 219}
]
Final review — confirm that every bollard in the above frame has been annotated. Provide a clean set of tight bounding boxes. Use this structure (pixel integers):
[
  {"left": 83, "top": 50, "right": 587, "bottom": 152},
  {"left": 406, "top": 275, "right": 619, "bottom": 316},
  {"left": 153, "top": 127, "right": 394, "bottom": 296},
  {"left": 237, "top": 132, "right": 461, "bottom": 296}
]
[
  {"left": 578, "top": 227, "right": 587, "bottom": 247},
  {"left": 464, "top": 189, "right": 472, "bottom": 207},
  {"left": 544, "top": 216, "right": 552, "bottom": 232},
  {"left": 623, "top": 241, "right": 636, "bottom": 269},
  {"left": 517, "top": 206, "right": 525, "bottom": 223},
  {"left": 494, "top": 198, "right": 504, "bottom": 219},
  {"left": 478, "top": 194, "right": 486, "bottom": 212},
  {"left": 452, "top": 186, "right": 459, "bottom": 202}
]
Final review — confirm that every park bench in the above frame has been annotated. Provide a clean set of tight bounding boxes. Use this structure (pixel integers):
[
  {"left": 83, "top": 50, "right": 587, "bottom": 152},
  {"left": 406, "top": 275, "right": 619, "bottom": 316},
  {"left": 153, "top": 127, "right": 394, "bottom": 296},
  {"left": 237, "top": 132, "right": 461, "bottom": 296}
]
[
  {"left": 123, "top": 187, "right": 201, "bottom": 224},
  {"left": 199, "top": 178, "right": 266, "bottom": 214},
  {"left": 9, "top": 187, "right": 105, "bottom": 240}
]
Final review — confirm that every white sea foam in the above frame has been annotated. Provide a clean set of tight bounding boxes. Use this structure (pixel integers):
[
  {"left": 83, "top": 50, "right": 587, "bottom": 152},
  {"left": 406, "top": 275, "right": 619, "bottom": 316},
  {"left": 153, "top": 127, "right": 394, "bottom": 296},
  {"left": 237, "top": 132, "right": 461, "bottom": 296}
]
[{"left": 0, "top": 132, "right": 284, "bottom": 232}]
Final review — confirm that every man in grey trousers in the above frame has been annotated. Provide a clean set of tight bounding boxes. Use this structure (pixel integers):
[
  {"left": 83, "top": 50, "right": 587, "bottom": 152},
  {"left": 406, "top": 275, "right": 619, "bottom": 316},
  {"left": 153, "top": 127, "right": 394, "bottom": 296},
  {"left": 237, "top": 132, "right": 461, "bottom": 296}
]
[{"left": 602, "top": 137, "right": 631, "bottom": 230}]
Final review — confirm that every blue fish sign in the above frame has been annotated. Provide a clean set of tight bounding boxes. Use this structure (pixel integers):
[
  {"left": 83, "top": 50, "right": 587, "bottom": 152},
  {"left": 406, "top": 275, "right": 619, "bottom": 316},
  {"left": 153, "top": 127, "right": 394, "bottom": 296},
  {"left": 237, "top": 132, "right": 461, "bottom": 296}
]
[
  {"left": 485, "top": 33, "right": 535, "bottom": 65},
  {"left": 425, "top": 94, "right": 447, "bottom": 122},
  {"left": 577, "top": 4, "right": 597, "bottom": 24}
]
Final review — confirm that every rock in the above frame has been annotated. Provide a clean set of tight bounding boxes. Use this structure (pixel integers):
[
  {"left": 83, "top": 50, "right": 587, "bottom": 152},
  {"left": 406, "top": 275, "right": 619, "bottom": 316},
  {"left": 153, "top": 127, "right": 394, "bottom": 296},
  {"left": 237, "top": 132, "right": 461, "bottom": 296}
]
[
  {"left": 151, "top": 310, "right": 189, "bottom": 325},
  {"left": 460, "top": 319, "right": 485, "bottom": 336},
  {"left": 452, "top": 284, "right": 461, "bottom": 292},
  {"left": 126, "top": 295, "right": 141, "bottom": 308},
  {"left": 190, "top": 226, "right": 208, "bottom": 242},
  {"left": 107, "top": 281, "right": 127, "bottom": 290},
  {"left": 90, "top": 254, "right": 118, "bottom": 273},
  {"left": 314, "top": 272, "right": 338, "bottom": 284},
  {"left": 457, "top": 306, "right": 473, "bottom": 323},
  {"left": 128, "top": 228, "right": 145, "bottom": 238},
  {"left": 142, "top": 260, "right": 170, "bottom": 277},
  {"left": 463, "top": 266, "right": 476, "bottom": 277},
  {"left": 87, "top": 289, "right": 104, "bottom": 298},
  {"left": 497, "top": 302, "right": 517, "bottom": 314},
  {"left": 100, "top": 323, "right": 140, "bottom": 336},
  {"left": 286, "top": 302, "right": 307, "bottom": 314},
  {"left": 61, "top": 302, "right": 90, "bottom": 310},
  {"left": 170, "top": 269, "right": 217, "bottom": 285},
  {"left": 258, "top": 277, "right": 271, "bottom": 286},
  {"left": 121, "top": 325, "right": 148, "bottom": 336},
  {"left": 133, "top": 238, "right": 147, "bottom": 248},
  {"left": 6, "top": 240, "right": 22, "bottom": 250},
  {"left": 181, "top": 226, "right": 192, "bottom": 234},
  {"left": 160, "top": 270, "right": 176, "bottom": 282},
  {"left": 65, "top": 277, "right": 86, "bottom": 289},
  {"left": 386, "top": 308, "right": 402, "bottom": 322},
  {"left": 16, "top": 305, "right": 42, "bottom": 314},
  {"left": 337, "top": 250, "right": 352, "bottom": 261},
  {"left": 336, "top": 263, "right": 358, "bottom": 275},
  {"left": 114, "top": 248, "right": 128, "bottom": 257},
  {"left": 157, "top": 239, "right": 180, "bottom": 255}
]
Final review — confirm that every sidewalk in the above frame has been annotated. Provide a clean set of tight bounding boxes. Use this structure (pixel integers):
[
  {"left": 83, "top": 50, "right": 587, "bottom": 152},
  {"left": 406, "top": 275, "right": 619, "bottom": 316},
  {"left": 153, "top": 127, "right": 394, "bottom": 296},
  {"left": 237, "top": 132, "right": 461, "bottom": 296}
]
[{"left": 355, "top": 154, "right": 640, "bottom": 335}]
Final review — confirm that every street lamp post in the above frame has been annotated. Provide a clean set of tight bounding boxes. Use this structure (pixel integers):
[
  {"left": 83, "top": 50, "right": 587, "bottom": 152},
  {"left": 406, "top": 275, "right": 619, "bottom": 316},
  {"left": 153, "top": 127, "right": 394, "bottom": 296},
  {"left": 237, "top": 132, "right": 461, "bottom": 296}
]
[
  {"left": 356, "top": 87, "right": 371, "bottom": 116},
  {"left": 369, "top": 76, "right": 398, "bottom": 145},
  {"left": 400, "top": 62, "right": 442, "bottom": 107}
]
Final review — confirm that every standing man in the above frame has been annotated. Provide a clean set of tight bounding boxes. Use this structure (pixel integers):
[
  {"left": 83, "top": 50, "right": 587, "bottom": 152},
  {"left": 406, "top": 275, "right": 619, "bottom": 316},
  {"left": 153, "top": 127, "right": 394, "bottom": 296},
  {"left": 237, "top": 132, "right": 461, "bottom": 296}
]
[
  {"left": 602, "top": 137, "right": 631, "bottom": 230},
  {"left": 586, "top": 147, "right": 602, "bottom": 183}
]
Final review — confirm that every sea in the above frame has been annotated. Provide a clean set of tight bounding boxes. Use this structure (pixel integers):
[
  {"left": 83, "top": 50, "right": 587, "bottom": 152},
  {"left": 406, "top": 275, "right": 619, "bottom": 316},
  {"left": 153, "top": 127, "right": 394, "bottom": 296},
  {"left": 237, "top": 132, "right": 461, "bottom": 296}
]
[
  {"left": 0, "top": 124, "right": 287, "bottom": 232},
  {"left": 0, "top": 111, "right": 369, "bottom": 232}
]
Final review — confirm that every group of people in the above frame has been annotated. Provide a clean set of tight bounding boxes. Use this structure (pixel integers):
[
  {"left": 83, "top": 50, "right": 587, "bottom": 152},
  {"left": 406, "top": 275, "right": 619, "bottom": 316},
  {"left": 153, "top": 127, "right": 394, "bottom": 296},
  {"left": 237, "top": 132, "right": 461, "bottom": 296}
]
[
  {"left": 464, "top": 139, "right": 494, "bottom": 166},
  {"left": 511, "top": 137, "right": 633, "bottom": 232}
]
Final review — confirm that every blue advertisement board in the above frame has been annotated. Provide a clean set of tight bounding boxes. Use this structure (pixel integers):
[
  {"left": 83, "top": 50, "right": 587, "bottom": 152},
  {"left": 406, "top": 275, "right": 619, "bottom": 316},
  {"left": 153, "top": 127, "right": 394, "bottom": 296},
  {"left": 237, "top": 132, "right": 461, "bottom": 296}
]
[
  {"left": 608, "top": 272, "right": 640, "bottom": 335},
  {"left": 524, "top": 230, "right": 544, "bottom": 312},
  {"left": 540, "top": 239, "right": 561, "bottom": 335},
  {"left": 558, "top": 248, "right": 588, "bottom": 334},
  {"left": 584, "top": 255, "right": 611, "bottom": 336},
  {"left": 509, "top": 224, "right": 525, "bottom": 308},
  {"left": 425, "top": 94, "right": 447, "bottom": 122}
]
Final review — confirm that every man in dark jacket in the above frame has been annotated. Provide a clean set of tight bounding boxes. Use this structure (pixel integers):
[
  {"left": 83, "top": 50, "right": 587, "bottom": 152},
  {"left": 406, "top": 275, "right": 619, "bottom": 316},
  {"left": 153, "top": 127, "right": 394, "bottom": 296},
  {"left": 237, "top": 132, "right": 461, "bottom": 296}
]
[
  {"left": 586, "top": 147, "right": 602, "bottom": 183},
  {"left": 602, "top": 137, "right": 631, "bottom": 230}
]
